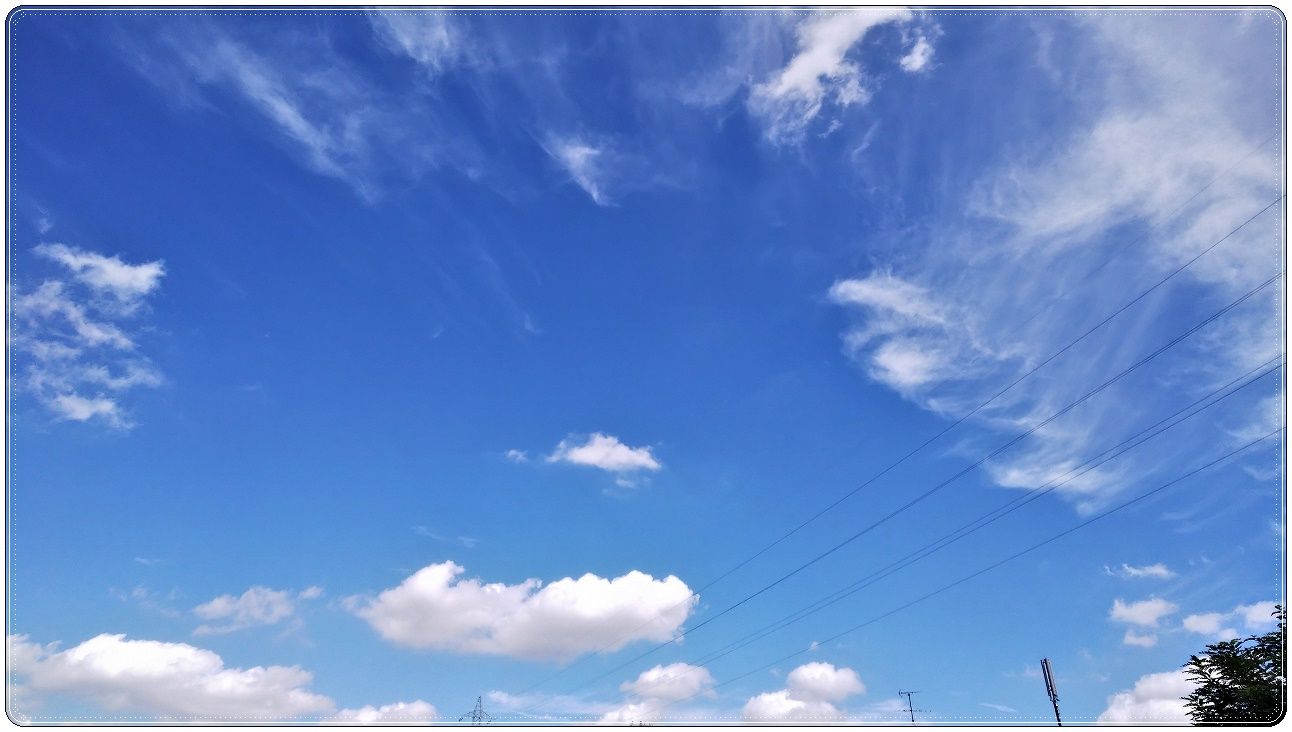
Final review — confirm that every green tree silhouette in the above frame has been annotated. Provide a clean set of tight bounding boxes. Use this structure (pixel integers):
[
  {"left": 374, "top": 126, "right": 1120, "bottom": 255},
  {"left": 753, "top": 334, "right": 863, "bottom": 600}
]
[{"left": 1182, "top": 605, "right": 1285, "bottom": 725}]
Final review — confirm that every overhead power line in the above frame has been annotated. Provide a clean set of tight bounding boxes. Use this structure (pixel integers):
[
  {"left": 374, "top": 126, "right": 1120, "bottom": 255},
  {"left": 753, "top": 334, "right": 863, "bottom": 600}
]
[
  {"left": 595, "top": 358, "right": 1281, "bottom": 696},
  {"left": 513, "top": 194, "right": 1283, "bottom": 703},
  {"left": 529, "top": 270, "right": 1282, "bottom": 707},
  {"left": 649, "top": 428, "right": 1281, "bottom": 718}
]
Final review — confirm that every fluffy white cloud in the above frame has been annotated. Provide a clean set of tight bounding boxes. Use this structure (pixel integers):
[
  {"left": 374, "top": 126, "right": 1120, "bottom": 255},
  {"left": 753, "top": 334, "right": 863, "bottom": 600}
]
[
  {"left": 1182, "top": 599, "right": 1279, "bottom": 639},
  {"left": 750, "top": 8, "right": 912, "bottom": 143},
  {"left": 547, "top": 433, "right": 662, "bottom": 473},
  {"left": 1110, "top": 598, "right": 1178, "bottom": 627},
  {"left": 329, "top": 700, "right": 439, "bottom": 725},
  {"left": 786, "top": 662, "right": 865, "bottom": 701},
  {"left": 598, "top": 663, "right": 716, "bottom": 724},
  {"left": 346, "top": 561, "right": 695, "bottom": 661},
  {"left": 7, "top": 633, "right": 334, "bottom": 721},
  {"left": 1234, "top": 601, "right": 1280, "bottom": 630},
  {"left": 1097, "top": 670, "right": 1195, "bottom": 724},
  {"left": 1106, "top": 563, "right": 1177, "bottom": 580},
  {"left": 619, "top": 663, "right": 715, "bottom": 703},
  {"left": 1181, "top": 612, "right": 1235, "bottom": 639},
  {"left": 14, "top": 245, "right": 166, "bottom": 429},
  {"left": 1122, "top": 630, "right": 1159, "bottom": 648},
  {"left": 193, "top": 585, "right": 320, "bottom": 635},
  {"left": 742, "top": 662, "right": 865, "bottom": 722}
]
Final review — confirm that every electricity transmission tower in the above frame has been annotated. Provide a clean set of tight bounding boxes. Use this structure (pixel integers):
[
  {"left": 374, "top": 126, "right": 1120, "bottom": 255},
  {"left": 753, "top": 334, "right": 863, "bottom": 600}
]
[
  {"left": 898, "top": 690, "right": 925, "bottom": 725},
  {"left": 459, "top": 696, "right": 493, "bottom": 725},
  {"left": 1041, "top": 658, "right": 1063, "bottom": 726}
]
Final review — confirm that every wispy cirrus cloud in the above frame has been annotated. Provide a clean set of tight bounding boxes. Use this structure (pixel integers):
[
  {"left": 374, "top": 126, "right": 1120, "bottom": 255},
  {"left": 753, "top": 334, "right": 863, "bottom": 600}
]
[
  {"left": 828, "top": 14, "right": 1281, "bottom": 515},
  {"left": 1105, "top": 563, "right": 1177, "bottom": 580},
  {"left": 13, "top": 244, "right": 165, "bottom": 429}
]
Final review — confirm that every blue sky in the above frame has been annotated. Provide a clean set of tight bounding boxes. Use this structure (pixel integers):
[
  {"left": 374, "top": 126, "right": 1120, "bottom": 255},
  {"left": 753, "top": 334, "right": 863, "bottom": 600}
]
[{"left": 6, "top": 6, "right": 1285, "bottom": 725}]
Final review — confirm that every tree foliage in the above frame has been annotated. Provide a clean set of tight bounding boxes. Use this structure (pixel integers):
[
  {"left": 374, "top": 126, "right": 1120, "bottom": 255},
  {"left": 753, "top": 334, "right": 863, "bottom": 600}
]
[{"left": 1182, "top": 605, "right": 1286, "bottom": 725}]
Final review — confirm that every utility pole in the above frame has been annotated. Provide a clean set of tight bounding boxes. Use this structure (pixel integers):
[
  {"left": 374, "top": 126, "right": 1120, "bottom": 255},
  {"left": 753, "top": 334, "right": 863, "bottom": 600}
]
[
  {"left": 459, "top": 696, "right": 492, "bottom": 726},
  {"left": 1041, "top": 658, "right": 1062, "bottom": 726},
  {"left": 898, "top": 690, "right": 924, "bottom": 725}
]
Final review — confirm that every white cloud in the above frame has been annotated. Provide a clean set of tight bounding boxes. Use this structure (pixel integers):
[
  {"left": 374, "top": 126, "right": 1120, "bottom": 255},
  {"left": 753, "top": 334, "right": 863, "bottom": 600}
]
[
  {"left": 1110, "top": 598, "right": 1178, "bottom": 627},
  {"left": 346, "top": 561, "right": 695, "bottom": 661},
  {"left": 1181, "top": 599, "right": 1279, "bottom": 639},
  {"left": 1181, "top": 612, "right": 1235, "bottom": 639},
  {"left": 14, "top": 246, "right": 166, "bottom": 429},
  {"left": 900, "top": 35, "right": 934, "bottom": 72},
  {"left": 48, "top": 393, "right": 124, "bottom": 425},
  {"left": 368, "top": 12, "right": 470, "bottom": 75},
  {"left": 1106, "top": 563, "right": 1177, "bottom": 580},
  {"left": 547, "top": 433, "right": 662, "bottom": 474},
  {"left": 742, "top": 662, "right": 865, "bottom": 722},
  {"left": 140, "top": 27, "right": 465, "bottom": 202},
  {"left": 1097, "top": 670, "right": 1195, "bottom": 724},
  {"left": 329, "top": 700, "right": 438, "bottom": 725},
  {"left": 7, "top": 633, "right": 334, "bottom": 721},
  {"left": 619, "top": 663, "right": 715, "bottom": 703},
  {"left": 598, "top": 663, "right": 716, "bottom": 724},
  {"left": 1234, "top": 601, "right": 1280, "bottom": 630},
  {"left": 786, "top": 662, "right": 865, "bottom": 701},
  {"left": 33, "top": 243, "right": 164, "bottom": 311},
  {"left": 545, "top": 137, "right": 613, "bottom": 205},
  {"left": 750, "top": 8, "right": 912, "bottom": 143},
  {"left": 194, "top": 586, "right": 314, "bottom": 635},
  {"left": 1122, "top": 630, "right": 1159, "bottom": 648},
  {"left": 505, "top": 449, "right": 529, "bottom": 463},
  {"left": 827, "top": 15, "right": 1281, "bottom": 515}
]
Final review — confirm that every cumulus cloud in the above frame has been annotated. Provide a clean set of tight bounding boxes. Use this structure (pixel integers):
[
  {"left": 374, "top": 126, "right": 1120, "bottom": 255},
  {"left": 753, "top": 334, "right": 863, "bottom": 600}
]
[
  {"left": 193, "top": 585, "right": 321, "bottom": 635},
  {"left": 1106, "top": 563, "right": 1177, "bottom": 580},
  {"left": 1182, "top": 599, "right": 1279, "bottom": 639},
  {"left": 346, "top": 561, "right": 695, "bottom": 661},
  {"left": 598, "top": 663, "right": 716, "bottom": 724},
  {"left": 619, "top": 663, "right": 716, "bottom": 703},
  {"left": 1097, "top": 670, "right": 1195, "bottom": 724},
  {"left": 750, "top": 8, "right": 912, "bottom": 143},
  {"left": 7, "top": 633, "right": 333, "bottom": 721},
  {"left": 742, "top": 662, "right": 865, "bottom": 722},
  {"left": 1110, "top": 597, "right": 1178, "bottom": 627},
  {"left": 329, "top": 700, "right": 439, "bottom": 725},
  {"left": 547, "top": 433, "right": 662, "bottom": 474},
  {"left": 1123, "top": 630, "right": 1159, "bottom": 648},
  {"left": 13, "top": 245, "right": 165, "bottom": 428},
  {"left": 1181, "top": 612, "right": 1236, "bottom": 639}
]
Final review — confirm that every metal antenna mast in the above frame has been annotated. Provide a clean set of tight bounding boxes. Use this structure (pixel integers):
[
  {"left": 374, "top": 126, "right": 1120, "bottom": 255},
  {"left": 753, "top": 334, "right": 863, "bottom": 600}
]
[
  {"left": 898, "top": 690, "right": 924, "bottom": 725},
  {"left": 459, "top": 696, "right": 493, "bottom": 726},
  {"left": 1041, "top": 658, "right": 1063, "bottom": 726}
]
